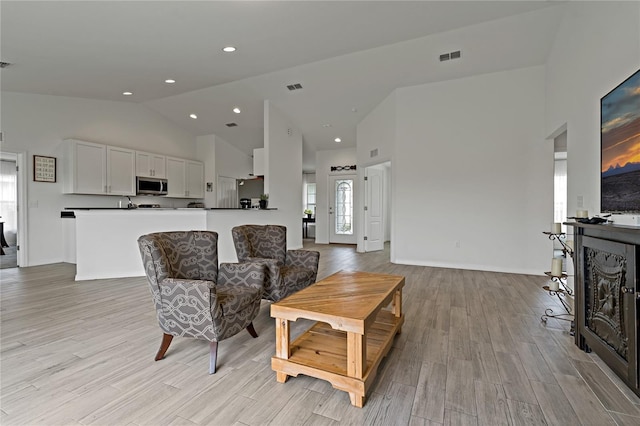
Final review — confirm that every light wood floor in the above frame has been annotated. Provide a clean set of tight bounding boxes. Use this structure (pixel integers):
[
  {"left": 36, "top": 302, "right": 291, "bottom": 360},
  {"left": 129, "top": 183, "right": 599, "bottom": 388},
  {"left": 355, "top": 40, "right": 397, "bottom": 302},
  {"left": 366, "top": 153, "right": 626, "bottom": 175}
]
[{"left": 2, "top": 242, "right": 639, "bottom": 425}]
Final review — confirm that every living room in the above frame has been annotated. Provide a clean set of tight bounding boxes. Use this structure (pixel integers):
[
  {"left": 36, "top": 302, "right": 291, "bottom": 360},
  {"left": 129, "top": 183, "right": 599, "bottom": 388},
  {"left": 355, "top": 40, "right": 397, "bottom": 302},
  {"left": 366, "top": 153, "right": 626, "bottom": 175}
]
[{"left": 1, "top": 1, "right": 639, "bottom": 424}]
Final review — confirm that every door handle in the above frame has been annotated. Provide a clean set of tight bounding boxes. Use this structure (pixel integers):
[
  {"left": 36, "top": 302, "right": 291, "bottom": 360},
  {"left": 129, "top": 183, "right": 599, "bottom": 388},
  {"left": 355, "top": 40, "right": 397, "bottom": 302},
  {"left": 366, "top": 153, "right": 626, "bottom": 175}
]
[{"left": 621, "top": 286, "right": 635, "bottom": 294}]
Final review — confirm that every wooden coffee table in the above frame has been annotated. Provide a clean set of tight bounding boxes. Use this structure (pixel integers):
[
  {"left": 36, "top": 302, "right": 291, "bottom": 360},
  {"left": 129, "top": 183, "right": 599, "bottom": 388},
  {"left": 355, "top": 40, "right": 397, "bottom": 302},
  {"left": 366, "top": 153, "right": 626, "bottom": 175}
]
[{"left": 270, "top": 270, "right": 405, "bottom": 407}]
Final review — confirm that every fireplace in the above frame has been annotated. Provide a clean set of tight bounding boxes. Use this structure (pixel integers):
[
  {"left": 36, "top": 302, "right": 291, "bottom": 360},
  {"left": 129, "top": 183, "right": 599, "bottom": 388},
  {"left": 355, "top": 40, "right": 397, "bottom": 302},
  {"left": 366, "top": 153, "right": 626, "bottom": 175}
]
[{"left": 571, "top": 224, "right": 639, "bottom": 397}]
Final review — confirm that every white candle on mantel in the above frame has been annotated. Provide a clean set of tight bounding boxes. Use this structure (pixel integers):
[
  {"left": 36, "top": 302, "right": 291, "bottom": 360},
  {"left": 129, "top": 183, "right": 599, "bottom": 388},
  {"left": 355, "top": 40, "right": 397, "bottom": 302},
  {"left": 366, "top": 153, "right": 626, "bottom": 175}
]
[
  {"left": 552, "top": 222, "right": 562, "bottom": 234},
  {"left": 551, "top": 258, "right": 563, "bottom": 276},
  {"left": 576, "top": 209, "right": 589, "bottom": 218},
  {"left": 548, "top": 279, "right": 560, "bottom": 291},
  {"left": 566, "top": 240, "right": 574, "bottom": 251}
]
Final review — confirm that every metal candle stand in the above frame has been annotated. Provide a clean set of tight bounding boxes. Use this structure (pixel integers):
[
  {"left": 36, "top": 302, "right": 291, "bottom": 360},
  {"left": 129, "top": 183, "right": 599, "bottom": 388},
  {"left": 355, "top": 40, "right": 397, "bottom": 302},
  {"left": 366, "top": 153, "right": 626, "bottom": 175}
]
[{"left": 541, "top": 232, "right": 575, "bottom": 335}]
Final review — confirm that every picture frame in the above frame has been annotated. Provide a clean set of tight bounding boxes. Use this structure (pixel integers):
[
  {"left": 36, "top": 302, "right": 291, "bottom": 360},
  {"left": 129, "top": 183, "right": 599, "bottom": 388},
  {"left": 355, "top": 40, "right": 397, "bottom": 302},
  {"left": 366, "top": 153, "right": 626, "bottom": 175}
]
[{"left": 33, "top": 155, "right": 56, "bottom": 183}]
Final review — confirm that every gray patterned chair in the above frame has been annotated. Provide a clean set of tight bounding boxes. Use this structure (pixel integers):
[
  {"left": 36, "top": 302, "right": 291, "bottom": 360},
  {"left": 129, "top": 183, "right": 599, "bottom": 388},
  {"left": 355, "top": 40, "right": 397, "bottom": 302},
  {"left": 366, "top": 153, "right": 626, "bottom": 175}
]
[
  {"left": 138, "top": 230, "right": 265, "bottom": 374},
  {"left": 231, "top": 225, "right": 320, "bottom": 302}
]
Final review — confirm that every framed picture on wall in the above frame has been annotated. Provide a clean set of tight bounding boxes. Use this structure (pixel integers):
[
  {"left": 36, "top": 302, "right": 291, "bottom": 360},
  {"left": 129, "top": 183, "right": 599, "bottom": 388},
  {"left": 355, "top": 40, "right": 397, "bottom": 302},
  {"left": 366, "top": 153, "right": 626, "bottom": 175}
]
[{"left": 33, "top": 155, "right": 56, "bottom": 182}]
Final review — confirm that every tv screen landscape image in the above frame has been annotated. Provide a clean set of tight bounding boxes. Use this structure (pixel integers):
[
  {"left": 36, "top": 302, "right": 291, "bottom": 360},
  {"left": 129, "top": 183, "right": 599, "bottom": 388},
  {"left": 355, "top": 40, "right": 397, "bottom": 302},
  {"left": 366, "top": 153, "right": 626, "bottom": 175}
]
[{"left": 601, "top": 68, "right": 640, "bottom": 213}]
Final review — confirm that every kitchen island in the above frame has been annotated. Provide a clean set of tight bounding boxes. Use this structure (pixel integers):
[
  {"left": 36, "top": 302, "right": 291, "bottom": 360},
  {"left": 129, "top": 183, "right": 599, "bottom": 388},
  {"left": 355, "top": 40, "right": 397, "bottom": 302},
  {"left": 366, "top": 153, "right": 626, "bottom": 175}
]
[{"left": 67, "top": 207, "right": 287, "bottom": 281}]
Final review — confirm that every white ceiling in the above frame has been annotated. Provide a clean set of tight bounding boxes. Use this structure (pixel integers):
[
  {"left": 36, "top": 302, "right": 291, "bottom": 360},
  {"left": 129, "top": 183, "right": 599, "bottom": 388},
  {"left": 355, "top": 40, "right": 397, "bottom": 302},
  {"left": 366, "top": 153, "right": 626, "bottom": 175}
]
[{"left": 1, "top": 1, "right": 565, "bottom": 171}]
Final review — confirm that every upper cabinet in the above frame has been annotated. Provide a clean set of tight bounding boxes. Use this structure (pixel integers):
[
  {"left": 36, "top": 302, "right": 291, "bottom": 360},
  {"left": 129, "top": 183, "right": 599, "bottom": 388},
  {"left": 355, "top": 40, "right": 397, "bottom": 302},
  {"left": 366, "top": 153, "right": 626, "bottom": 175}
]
[
  {"left": 64, "top": 139, "right": 200, "bottom": 198},
  {"left": 135, "top": 151, "right": 166, "bottom": 178},
  {"left": 166, "top": 157, "right": 204, "bottom": 198},
  {"left": 106, "top": 146, "right": 136, "bottom": 195},
  {"left": 64, "top": 139, "right": 107, "bottom": 194},
  {"left": 253, "top": 148, "right": 265, "bottom": 177},
  {"left": 64, "top": 139, "right": 135, "bottom": 196}
]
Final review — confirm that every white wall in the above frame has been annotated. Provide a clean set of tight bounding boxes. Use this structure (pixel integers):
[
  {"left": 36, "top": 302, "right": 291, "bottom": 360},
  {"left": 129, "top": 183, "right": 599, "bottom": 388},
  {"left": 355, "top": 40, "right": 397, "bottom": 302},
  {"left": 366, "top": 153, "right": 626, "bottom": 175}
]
[
  {"left": 315, "top": 147, "right": 357, "bottom": 244},
  {"left": 196, "top": 134, "right": 252, "bottom": 208},
  {"left": 545, "top": 1, "right": 640, "bottom": 219},
  {"left": 264, "top": 100, "right": 304, "bottom": 248},
  {"left": 1, "top": 91, "right": 197, "bottom": 266},
  {"left": 357, "top": 92, "right": 396, "bottom": 168},
  {"left": 392, "top": 66, "right": 551, "bottom": 274}
]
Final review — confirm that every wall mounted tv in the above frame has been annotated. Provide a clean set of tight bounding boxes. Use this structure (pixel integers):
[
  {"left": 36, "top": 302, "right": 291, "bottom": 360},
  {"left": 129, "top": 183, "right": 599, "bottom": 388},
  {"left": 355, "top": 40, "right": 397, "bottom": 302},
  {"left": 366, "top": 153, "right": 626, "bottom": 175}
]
[{"left": 601, "top": 68, "right": 640, "bottom": 213}]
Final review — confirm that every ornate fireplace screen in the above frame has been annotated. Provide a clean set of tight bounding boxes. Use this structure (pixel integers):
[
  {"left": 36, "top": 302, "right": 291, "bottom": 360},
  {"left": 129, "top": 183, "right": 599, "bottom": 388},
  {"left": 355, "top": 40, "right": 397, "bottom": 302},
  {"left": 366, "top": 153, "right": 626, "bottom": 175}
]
[{"left": 585, "top": 247, "right": 628, "bottom": 360}]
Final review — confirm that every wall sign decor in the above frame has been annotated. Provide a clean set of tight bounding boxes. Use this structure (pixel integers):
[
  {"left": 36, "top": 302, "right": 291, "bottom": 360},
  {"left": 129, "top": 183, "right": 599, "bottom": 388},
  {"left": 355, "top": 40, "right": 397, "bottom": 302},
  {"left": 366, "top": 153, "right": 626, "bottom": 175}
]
[
  {"left": 330, "top": 165, "right": 357, "bottom": 172},
  {"left": 33, "top": 155, "right": 56, "bottom": 182}
]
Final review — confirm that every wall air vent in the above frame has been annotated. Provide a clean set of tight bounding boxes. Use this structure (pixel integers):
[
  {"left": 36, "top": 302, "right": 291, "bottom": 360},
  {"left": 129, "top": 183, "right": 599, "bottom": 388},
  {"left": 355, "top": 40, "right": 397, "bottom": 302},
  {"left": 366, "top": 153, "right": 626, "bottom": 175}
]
[
  {"left": 225, "top": 122, "right": 238, "bottom": 127},
  {"left": 286, "top": 83, "right": 303, "bottom": 91},
  {"left": 0, "top": 62, "right": 12, "bottom": 68},
  {"left": 439, "top": 50, "right": 462, "bottom": 62}
]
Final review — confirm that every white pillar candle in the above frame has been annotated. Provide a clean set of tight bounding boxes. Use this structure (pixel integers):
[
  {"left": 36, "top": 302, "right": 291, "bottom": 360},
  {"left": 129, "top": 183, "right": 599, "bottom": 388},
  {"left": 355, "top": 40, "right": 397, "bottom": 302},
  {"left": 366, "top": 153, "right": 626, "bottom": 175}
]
[
  {"left": 576, "top": 209, "right": 588, "bottom": 218},
  {"left": 548, "top": 279, "right": 560, "bottom": 291},
  {"left": 552, "top": 222, "right": 562, "bottom": 234},
  {"left": 566, "top": 240, "right": 574, "bottom": 251},
  {"left": 551, "top": 258, "right": 563, "bottom": 276}
]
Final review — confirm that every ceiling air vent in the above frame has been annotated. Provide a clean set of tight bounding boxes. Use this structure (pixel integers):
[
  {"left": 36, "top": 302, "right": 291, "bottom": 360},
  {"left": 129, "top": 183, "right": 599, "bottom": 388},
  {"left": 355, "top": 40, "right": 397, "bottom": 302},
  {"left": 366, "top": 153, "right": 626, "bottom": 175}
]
[
  {"left": 286, "top": 83, "right": 303, "bottom": 91},
  {"left": 439, "top": 53, "right": 450, "bottom": 62},
  {"left": 225, "top": 122, "right": 238, "bottom": 127},
  {"left": 0, "top": 62, "right": 12, "bottom": 68}
]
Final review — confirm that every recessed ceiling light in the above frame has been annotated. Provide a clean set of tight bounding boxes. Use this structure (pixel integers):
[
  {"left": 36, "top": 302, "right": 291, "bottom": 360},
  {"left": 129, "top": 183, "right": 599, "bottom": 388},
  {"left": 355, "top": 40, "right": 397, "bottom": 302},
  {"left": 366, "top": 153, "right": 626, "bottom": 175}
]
[
  {"left": 334, "top": 138, "right": 342, "bottom": 143},
  {"left": 122, "top": 91, "right": 133, "bottom": 96},
  {"left": 222, "top": 46, "right": 236, "bottom": 53},
  {"left": 165, "top": 79, "right": 176, "bottom": 84},
  {"left": 233, "top": 107, "right": 241, "bottom": 114},
  {"left": 189, "top": 114, "right": 198, "bottom": 119}
]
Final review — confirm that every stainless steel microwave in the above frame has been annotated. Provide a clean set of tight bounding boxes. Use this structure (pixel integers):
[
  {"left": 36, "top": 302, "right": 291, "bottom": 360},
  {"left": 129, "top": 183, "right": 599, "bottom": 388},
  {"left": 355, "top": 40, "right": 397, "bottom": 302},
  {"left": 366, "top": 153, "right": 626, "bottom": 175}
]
[{"left": 136, "top": 176, "right": 168, "bottom": 196}]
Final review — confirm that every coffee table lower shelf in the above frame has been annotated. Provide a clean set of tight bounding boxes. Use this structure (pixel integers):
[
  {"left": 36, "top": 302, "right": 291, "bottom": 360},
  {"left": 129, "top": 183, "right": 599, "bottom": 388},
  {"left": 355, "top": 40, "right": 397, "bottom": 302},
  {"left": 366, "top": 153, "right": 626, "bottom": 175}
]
[{"left": 271, "top": 310, "right": 403, "bottom": 407}]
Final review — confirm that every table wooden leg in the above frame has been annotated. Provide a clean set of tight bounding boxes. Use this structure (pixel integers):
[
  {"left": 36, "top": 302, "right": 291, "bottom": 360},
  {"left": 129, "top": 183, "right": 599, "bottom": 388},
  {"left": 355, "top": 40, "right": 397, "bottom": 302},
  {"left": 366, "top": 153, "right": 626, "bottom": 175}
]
[
  {"left": 347, "top": 331, "right": 366, "bottom": 407},
  {"left": 275, "top": 317, "right": 290, "bottom": 383},
  {"left": 393, "top": 288, "right": 403, "bottom": 333}
]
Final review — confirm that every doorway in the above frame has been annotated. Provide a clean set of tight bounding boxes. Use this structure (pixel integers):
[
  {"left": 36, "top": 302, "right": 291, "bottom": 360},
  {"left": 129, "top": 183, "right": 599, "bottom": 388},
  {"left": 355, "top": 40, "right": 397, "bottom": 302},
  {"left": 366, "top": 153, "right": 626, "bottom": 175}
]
[
  {"left": 0, "top": 151, "right": 26, "bottom": 268},
  {"left": 217, "top": 176, "right": 238, "bottom": 208},
  {"left": 329, "top": 174, "right": 356, "bottom": 244}
]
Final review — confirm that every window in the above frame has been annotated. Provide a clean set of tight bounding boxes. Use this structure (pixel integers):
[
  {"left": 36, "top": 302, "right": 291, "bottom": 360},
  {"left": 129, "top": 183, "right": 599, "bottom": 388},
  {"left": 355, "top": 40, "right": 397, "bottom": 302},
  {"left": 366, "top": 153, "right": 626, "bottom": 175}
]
[
  {"left": 306, "top": 183, "right": 316, "bottom": 215},
  {"left": 554, "top": 152, "right": 567, "bottom": 229}
]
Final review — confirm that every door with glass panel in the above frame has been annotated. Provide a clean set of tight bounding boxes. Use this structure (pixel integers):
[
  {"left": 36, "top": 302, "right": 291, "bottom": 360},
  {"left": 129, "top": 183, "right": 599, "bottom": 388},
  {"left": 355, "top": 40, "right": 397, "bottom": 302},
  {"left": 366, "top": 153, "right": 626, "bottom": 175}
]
[{"left": 329, "top": 175, "right": 356, "bottom": 244}]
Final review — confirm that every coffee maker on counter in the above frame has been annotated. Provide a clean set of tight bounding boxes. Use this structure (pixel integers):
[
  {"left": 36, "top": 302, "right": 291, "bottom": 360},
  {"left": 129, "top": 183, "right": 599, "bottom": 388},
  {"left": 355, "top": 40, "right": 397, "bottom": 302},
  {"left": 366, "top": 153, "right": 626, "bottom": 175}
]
[{"left": 240, "top": 198, "right": 251, "bottom": 209}]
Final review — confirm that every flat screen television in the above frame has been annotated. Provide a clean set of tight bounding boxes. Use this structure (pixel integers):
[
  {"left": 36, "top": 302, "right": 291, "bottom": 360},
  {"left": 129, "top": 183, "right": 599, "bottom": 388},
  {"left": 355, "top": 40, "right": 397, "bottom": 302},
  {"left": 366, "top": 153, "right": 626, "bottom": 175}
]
[{"left": 601, "top": 68, "right": 640, "bottom": 213}]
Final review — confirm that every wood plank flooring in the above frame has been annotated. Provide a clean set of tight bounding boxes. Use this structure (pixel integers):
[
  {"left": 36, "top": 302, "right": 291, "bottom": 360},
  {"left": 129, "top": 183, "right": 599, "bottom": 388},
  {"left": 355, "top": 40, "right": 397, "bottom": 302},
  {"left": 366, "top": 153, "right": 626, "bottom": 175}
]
[{"left": 1, "top": 242, "right": 639, "bottom": 425}]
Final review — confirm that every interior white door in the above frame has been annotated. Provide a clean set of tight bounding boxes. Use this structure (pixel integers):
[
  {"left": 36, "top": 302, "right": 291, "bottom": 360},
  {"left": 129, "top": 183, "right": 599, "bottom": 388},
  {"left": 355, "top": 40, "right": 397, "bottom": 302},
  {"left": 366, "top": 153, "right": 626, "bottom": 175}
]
[
  {"left": 329, "top": 174, "right": 356, "bottom": 244},
  {"left": 364, "top": 167, "right": 384, "bottom": 252},
  {"left": 217, "top": 176, "right": 238, "bottom": 208}
]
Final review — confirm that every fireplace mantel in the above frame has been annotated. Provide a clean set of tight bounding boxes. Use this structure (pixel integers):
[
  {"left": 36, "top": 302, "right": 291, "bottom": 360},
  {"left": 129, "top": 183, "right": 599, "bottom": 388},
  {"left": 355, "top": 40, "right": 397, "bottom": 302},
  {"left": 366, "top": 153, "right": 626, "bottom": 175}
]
[{"left": 567, "top": 222, "right": 640, "bottom": 397}]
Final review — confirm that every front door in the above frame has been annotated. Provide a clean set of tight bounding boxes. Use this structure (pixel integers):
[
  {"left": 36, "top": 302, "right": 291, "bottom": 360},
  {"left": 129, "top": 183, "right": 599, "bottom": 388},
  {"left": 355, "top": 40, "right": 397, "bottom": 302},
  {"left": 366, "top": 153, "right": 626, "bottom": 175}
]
[{"left": 329, "top": 175, "right": 356, "bottom": 244}]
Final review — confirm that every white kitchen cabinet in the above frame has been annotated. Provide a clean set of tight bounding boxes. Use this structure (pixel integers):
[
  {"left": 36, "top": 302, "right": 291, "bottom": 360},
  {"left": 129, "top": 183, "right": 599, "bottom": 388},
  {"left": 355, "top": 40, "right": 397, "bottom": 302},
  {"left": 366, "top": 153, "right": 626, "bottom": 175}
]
[
  {"left": 64, "top": 139, "right": 107, "bottom": 194},
  {"left": 135, "top": 151, "right": 166, "bottom": 178},
  {"left": 253, "top": 148, "right": 265, "bottom": 176},
  {"left": 106, "top": 146, "right": 136, "bottom": 195},
  {"left": 64, "top": 139, "right": 135, "bottom": 195},
  {"left": 166, "top": 157, "right": 204, "bottom": 198},
  {"left": 186, "top": 160, "right": 204, "bottom": 198}
]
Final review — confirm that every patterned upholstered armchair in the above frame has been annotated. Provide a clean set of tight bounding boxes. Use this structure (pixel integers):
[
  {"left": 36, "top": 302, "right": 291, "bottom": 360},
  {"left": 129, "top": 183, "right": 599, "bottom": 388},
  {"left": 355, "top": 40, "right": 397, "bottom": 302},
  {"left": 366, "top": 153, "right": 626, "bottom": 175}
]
[
  {"left": 231, "top": 225, "right": 320, "bottom": 302},
  {"left": 138, "top": 230, "right": 265, "bottom": 374}
]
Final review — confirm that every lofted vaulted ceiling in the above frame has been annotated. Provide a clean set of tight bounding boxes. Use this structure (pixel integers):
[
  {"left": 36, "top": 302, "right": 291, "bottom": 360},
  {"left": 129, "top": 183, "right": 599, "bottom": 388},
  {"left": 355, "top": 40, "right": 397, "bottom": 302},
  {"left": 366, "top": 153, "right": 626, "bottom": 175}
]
[{"left": 1, "top": 1, "right": 565, "bottom": 171}]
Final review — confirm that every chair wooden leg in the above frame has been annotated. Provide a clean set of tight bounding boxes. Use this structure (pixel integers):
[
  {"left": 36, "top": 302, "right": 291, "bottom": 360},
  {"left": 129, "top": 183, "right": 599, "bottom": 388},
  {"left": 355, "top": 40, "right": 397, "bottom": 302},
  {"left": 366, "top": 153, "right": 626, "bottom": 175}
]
[
  {"left": 246, "top": 322, "right": 259, "bottom": 338},
  {"left": 209, "top": 341, "right": 218, "bottom": 374},
  {"left": 155, "top": 333, "right": 173, "bottom": 361}
]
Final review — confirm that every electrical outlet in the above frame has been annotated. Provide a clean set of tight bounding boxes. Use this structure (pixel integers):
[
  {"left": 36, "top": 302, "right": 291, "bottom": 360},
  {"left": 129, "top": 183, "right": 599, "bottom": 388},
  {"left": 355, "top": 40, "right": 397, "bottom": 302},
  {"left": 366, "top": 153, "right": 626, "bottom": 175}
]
[{"left": 577, "top": 195, "right": 584, "bottom": 208}]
